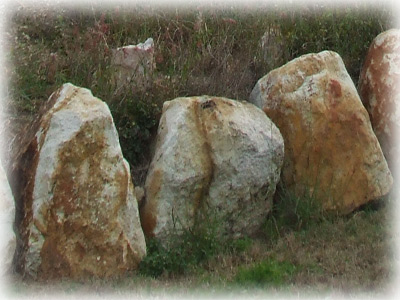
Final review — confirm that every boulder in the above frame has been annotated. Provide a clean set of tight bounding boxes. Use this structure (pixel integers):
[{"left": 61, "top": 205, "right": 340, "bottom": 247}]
[
  {"left": 0, "top": 160, "right": 16, "bottom": 276},
  {"left": 260, "top": 25, "right": 287, "bottom": 70},
  {"left": 358, "top": 29, "right": 400, "bottom": 174},
  {"left": 141, "top": 96, "right": 284, "bottom": 244},
  {"left": 11, "top": 83, "right": 146, "bottom": 280},
  {"left": 249, "top": 50, "right": 393, "bottom": 214},
  {"left": 111, "top": 38, "right": 155, "bottom": 91}
]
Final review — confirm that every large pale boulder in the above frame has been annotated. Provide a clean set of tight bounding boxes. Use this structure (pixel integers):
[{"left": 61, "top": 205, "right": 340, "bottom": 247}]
[
  {"left": 0, "top": 160, "right": 16, "bottom": 276},
  {"left": 358, "top": 29, "right": 400, "bottom": 173},
  {"left": 11, "top": 83, "right": 146, "bottom": 280},
  {"left": 141, "top": 96, "right": 284, "bottom": 243},
  {"left": 250, "top": 50, "right": 393, "bottom": 214},
  {"left": 111, "top": 38, "right": 155, "bottom": 91}
]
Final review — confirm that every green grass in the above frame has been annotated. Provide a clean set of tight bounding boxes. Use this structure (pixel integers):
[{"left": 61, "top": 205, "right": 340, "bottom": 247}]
[
  {"left": 235, "top": 258, "right": 297, "bottom": 287},
  {"left": 138, "top": 231, "right": 222, "bottom": 278}
]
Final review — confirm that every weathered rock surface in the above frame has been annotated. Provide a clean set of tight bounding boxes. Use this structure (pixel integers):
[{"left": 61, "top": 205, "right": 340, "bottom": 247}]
[
  {"left": 135, "top": 186, "right": 145, "bottom": 208},
  {"left": 11, "top": 83, "right": 146, "bottom": 280},
  {"left": 141, "top": 96, "right": 284, "bottom": 243},
  {"left": 358, "top": 29, "right": 400, "bottom": 173},
  {"left": 111, "top": 38, "right": 155, "bottom": 90},
  {"left": 250, "top": 50, "right": 393, "bottom": 214},
  {"left": 0, "top": 160, "right": 16, "bottom": 276}
]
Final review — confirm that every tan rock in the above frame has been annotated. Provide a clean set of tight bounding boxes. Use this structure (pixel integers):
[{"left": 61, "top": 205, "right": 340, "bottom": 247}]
[
  {"left": 0, "top": 159, "right": 16, "bottom": 276},
  {"left": 141, "top": 96, "right": 284, "bottom": 244},
  {"left": 111, "top": 38, "right": 155, "bottom": 91},
  {"left": 358, "top": 29, "right": 400, "bottom": 173},
  {"left": 11, "top": 83, "right": 146, "bottom": 280},
  {"left": 250, "top": 50, "right": 393, "bottom": 214}
]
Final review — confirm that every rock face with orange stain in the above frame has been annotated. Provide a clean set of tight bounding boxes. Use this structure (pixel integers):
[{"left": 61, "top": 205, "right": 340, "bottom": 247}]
[
  {"left": 141, "top": 96, "right": 284, "bottom": 244},
  {"left": 358, "top": 29, "right": 400, "bottom": 173},
  {"left": 11, "top": 83, "right": 146, "bottom": 280},
  {"left": 250, "top": 51, "right": 392, "bottom": 214}
]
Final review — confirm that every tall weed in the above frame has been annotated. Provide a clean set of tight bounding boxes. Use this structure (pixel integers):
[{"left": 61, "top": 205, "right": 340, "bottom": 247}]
[
  {"left": 138, "top": 212, "right": 223, "bottom": 278},
  {"left": 264, "top": 184, "right": 327, "bottom": 241}
]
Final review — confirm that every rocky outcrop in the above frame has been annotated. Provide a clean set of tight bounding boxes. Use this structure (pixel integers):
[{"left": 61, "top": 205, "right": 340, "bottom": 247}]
[
  {"left": 0, "top": 160, "right": 16, "bottom": 276},
  {"left": 250, "top": 50, "right": 393, "bottom": 214},
  {"left": 11, "top": 83, "right": 146, "bottom": 280},
  {"left": 111, "top": 38, "right": 155, "bottom": 91},
  {"left": 141, "top": 96, "right": 284, "bottom": 244},
  {"left": 358, "top": 29, "right": 400, "bottom": 173}
]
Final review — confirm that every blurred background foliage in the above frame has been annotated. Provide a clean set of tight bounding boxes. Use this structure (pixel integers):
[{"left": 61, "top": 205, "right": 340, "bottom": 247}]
[{"left": 5, "top": 2, "right": 394, "bottom": 182}]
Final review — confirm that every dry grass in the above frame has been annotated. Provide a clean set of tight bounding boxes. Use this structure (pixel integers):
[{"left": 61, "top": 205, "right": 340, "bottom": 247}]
[{"left": 5, "top": 201, "right": 394, "bottom": 297}]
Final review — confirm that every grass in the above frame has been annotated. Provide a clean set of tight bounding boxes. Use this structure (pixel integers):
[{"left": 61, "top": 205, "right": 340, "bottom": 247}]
[
  {"left": 138, "top": 210, "right": 254, "bottom": 279},
  {"left": 2, "top": 1, "right": 396, "bottom": 297},
  {"left": 138, "top": 215, "right": 223, "bottom": 278},
  {"left": 263, "top": 184, "right": 328, "bottom": 242},
  {"left": 234, "top": 258, "right": 297, "bottom": 287},
  {"left": 6, "top": 200, "right": 393, "bottom": 296}
]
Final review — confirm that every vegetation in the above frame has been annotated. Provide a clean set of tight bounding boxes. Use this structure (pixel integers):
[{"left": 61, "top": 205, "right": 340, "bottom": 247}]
[
  {"left": 263, "top": 184, "right": 336, "bottom": 242},
  {"left": 9, "top": 199, "right": 392, "bottom": 295},
  {"left": 5, "top": 2, "right": 393, "bottom": 176},
  {"left": 3, "top": 1, "right": 395, "bottom": 296},
  {"left": 138, "top": 214, "right": 224, "bottom": 278},
  {"left": 138, "top": 210, "right": 254, "bottom": 278},
  {"left": 235, "top": 258, "right": 297, "bottom": 287},
  {"left": 279, "top": 5, "right": 390, "bottom": 83}
]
